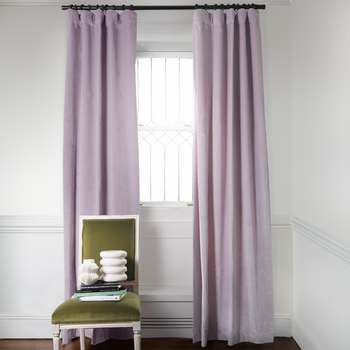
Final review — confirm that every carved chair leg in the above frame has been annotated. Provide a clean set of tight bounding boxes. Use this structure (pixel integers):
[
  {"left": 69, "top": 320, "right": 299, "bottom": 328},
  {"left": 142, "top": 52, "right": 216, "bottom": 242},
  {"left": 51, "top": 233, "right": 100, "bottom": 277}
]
[
  {"left": 133, "top": 321, "right": 141, "bottom": 350},
  {"left": 52, "top": 324, "right": 61, "bottom": 350},
  {"left": 79, "top": 328, "right": 85, "bottom": 350}
]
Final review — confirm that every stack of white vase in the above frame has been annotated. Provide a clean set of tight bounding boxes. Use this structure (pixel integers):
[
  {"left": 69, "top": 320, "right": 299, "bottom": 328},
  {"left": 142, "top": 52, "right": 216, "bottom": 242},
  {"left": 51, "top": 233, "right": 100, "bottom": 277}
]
[
  {"left": 100, "top": 250, "right": 127, "bottom": 283},
  {"left": 79, "top": 259, "right": 99, "bottom": 285}
]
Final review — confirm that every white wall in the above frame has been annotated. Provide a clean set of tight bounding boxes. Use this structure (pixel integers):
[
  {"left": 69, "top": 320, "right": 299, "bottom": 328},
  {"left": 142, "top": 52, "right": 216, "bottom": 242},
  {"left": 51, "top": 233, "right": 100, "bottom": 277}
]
[
  {"left": 0, "top": 4, "right": 294, "bottom": 340},
  {"left": 0, "top": 6, "right": 66, "bottom": 216},
  {"left": 292, "top": 0, "right": 350, "bottom": 349}
]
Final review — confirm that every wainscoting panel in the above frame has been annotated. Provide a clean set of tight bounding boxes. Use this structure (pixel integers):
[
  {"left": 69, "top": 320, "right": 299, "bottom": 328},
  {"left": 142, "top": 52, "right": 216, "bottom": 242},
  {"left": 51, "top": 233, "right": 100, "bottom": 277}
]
[
  {"left": 292, "top": 217, "right": 350, "bottom": 350},
  {"left": 0, "top": 213, "right": 293, "bottom": 339}
]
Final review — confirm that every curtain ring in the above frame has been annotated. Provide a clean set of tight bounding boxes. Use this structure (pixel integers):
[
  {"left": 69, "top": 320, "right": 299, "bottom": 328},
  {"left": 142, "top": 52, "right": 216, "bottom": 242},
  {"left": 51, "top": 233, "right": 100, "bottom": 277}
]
[
  {"left": 122, "top": 4, "right": 125, "bottom": 11},
  {"left": 220, "top": 3, "right": 224, "bottom": 10},
  {"left": 88, "top": 5, "right": 91, "bottom": 11},
  {"left": 204, "top": 3, "right": 207, "bottom": 10},
  {"left": 80, "top": 4, "right": 84, "bottom": 11},
  {"left": 214, "top": 4, "right": 217, "bottom": 10},
  {"left": 195, "top": 4, "right": 198, "bottom": 10},
  {"left": 130, "top": 4, "right": 134, "bottom": 11}
]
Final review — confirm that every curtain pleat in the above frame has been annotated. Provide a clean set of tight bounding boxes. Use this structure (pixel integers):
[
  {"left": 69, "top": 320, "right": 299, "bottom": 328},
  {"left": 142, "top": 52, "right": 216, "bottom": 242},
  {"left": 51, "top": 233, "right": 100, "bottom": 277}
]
[
  {"left": 193, "top": 9, "right": 274, "bottom": 347},
  {"left": 63, "top": 9, "right": 139, "bottom": 345}
]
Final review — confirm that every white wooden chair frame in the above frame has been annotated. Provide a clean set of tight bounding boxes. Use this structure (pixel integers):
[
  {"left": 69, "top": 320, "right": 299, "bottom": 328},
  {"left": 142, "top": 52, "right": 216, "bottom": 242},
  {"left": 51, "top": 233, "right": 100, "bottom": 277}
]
[
  {"left": 51, "top": 215, "right": 141, "bottom": 350},
  {"left": 52, "top": 322, "right": 141, "bottom": 350}
]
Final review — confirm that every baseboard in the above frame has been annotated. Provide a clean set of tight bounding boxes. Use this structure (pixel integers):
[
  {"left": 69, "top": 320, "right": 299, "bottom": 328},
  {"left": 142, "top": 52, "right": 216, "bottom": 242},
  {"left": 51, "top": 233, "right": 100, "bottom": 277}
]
[
  {"left": 0, "top": 312, "right": 293, "bottom": 339},
  {"left": 0, "top": 316, "right": 52, "bottom": 338},
  {"left": 292, "top": 317, "right": 327, "bottom": 350},
  {"left": 274, "top": 313, "right": 293, "bottom": 337}
]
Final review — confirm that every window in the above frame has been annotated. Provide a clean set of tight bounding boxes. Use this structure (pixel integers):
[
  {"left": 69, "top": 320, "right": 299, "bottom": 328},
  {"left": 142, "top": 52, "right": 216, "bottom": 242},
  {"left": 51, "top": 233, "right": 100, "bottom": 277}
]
[{"left": 136, "top": 55, "right": 193, "bottom": 204}]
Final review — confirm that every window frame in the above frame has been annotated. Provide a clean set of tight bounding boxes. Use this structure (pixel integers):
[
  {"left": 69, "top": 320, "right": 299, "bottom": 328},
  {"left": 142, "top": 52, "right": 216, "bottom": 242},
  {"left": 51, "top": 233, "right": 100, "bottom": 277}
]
[{"left": 136, "top": 51, "right": 194, "bottom": 207}]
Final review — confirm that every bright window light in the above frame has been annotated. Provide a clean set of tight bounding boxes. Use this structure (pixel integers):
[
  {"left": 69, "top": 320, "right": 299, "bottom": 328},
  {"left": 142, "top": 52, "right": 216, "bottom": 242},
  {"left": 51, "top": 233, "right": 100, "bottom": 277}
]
[{"left": 136, "top": 57, "right": 193, "bottom": 203}]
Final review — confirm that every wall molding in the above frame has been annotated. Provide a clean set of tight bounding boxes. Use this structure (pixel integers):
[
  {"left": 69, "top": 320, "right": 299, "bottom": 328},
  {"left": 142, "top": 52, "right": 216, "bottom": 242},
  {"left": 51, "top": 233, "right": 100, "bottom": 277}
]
[
  {"left": 0, "top": 214, "right": 292, "bottom": 234},
  {"left": 0, "top": 216, "right": 63, "bottom": 234},
  {"left": 271, "top": 215, "right": 292, "bottom": 230},
  {"left": 0, "top": 314, "right": 51, "bottom": 321},
  {"left": 291, "top": 216, "right": 350, "bottom": 265}
]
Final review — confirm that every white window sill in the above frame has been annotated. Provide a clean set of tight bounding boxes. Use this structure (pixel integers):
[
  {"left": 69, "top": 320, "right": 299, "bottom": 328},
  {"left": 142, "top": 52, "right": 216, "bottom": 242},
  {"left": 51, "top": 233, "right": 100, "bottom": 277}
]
[{"left": 140, "top": 202, "right": 192, "bottom": 208}]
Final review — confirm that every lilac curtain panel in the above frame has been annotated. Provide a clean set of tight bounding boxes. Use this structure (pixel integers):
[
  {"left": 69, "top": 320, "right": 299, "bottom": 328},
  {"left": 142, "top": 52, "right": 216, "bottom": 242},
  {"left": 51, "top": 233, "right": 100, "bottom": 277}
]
[
  {"left": 63, "top": 9, "right": 139, "bottom": 345},
  {"left": 193, "top": 9, "right": 274, "bottom": 347}
]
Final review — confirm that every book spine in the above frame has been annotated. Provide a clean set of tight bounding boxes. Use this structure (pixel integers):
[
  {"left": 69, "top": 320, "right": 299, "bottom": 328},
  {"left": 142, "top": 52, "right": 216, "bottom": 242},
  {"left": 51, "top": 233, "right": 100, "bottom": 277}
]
[
  {"left": 74, "top": 290, "right": 127, "bottom": 298},
  {"left": 79, "top": 284, "right": 122, "bottom": 291},
  {"left": 80, "top": 295, "right": 124, "bottom": 301}
]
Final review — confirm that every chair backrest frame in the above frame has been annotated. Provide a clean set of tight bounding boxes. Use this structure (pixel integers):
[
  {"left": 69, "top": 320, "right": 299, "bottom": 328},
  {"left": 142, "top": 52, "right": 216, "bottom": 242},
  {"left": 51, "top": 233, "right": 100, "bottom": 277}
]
[{"left": 78, "top": 215, "right": 140, "bottom": 294}]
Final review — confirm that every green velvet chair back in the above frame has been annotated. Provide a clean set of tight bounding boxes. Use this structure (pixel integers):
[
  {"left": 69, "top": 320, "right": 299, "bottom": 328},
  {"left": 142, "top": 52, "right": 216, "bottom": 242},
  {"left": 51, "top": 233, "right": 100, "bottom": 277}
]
[{"left": 78, "top": 215, "right": 139, "bottom": 293}]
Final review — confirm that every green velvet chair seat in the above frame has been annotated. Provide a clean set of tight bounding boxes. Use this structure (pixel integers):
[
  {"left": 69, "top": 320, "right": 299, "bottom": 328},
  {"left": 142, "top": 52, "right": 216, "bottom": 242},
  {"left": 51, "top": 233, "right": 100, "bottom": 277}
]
[{"left": 52, "top": 292, "right": 141, "bottom": 325}]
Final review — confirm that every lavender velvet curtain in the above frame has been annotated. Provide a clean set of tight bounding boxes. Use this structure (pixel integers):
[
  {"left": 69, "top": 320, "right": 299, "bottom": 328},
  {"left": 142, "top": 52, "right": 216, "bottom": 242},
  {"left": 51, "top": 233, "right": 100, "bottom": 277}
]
[
  {"left": 63, "top": 9, "right": 139, "bottom": 345},
  {"left": 192, "top": 9, "right": 274, "bottom": 347}
]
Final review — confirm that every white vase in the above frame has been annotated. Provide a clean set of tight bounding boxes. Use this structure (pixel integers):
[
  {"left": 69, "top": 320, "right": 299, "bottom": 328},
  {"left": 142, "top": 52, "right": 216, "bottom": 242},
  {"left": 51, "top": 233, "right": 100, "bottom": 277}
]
[
  {"left": 100, "top": 250, "right": 128, "bottom": 283},
  {"left": 79, "top": 259, "right": 99, "bottom": 285}
]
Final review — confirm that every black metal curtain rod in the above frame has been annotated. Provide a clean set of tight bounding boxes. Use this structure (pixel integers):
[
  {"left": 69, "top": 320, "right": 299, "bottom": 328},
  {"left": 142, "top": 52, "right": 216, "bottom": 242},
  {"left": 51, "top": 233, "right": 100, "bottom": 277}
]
[{"left": 62, "top": 3, "right": 266, "bottom": 11}]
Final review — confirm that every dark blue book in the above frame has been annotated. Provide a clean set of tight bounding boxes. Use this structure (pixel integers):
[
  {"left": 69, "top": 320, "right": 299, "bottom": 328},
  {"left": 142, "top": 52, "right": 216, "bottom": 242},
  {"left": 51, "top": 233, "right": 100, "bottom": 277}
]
[{"left": 78, "top": 280, "right": 125, "bottom": 293}]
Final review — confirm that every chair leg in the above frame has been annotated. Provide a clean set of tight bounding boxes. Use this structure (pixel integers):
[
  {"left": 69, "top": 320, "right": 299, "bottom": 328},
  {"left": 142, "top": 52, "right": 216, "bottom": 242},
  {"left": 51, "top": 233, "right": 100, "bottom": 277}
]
[
  {"left": 52, "top": 324, "right": 61, "bottom": 350},
  {"left": 79, "top": 328, "right": 85, "bottom": 350},
  {"left": 133, "top": 321, "right": 141, "bottom": 350}
]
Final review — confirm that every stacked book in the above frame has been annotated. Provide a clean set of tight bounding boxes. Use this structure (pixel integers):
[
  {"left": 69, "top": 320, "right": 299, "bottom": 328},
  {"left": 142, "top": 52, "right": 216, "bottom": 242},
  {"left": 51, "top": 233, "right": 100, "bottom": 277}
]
[{"left": 74, "top": 281, "right": 127, "bottom": 302}]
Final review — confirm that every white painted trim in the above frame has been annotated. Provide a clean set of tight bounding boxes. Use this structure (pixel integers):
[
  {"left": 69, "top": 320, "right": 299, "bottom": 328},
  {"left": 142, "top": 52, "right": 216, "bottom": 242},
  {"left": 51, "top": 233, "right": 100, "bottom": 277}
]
[
  {"left": 271, "top": 215, "right": 292, "bottom": 230},
  {"left": 0, "top": 214, "right": 292, "bottom": 233},
  {"left": 274, "top": 313, "right": 293, "bottom": 337},
  {"left": 291, "top": 216, "right": 350, "bottom": 264},
  {"left": 0, "top": 313, "right": 293, "bottom": 338},
  {"left": 274, "top": 313, "right": 293, "bottom": 320},
  {"left": 0, "top": 314, "right": 51, "bottom": 320},
  {"left": 293, "top": 317, "right": 323, "bottom": 350},
  {"left": 137, "top": 52, "right": 193, "bottom": 59},
  {"left": 0, "top": 216, "right": 63, "bottom": 234}
]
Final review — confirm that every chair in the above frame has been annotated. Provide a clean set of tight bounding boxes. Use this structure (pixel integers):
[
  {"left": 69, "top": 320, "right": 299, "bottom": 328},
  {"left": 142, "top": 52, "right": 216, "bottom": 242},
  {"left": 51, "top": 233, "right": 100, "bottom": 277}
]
[{"left": 51, "top": 215, "right": 141, "bottom": 350}]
